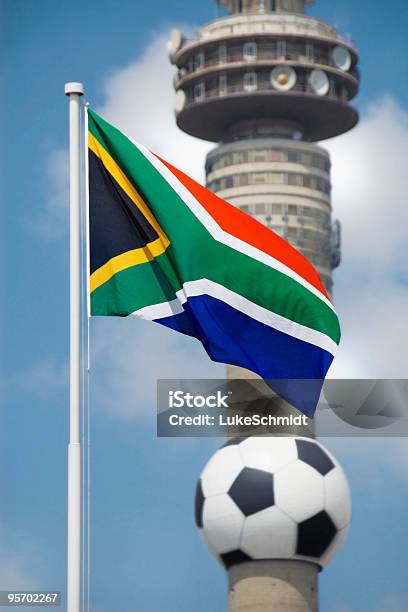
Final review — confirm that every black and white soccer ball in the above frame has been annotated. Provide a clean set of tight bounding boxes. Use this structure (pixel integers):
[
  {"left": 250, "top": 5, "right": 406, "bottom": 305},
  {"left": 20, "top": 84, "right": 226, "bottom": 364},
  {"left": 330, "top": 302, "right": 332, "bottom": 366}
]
[{"left": 195, "top": 437, "right": 351, "bottom": 570}]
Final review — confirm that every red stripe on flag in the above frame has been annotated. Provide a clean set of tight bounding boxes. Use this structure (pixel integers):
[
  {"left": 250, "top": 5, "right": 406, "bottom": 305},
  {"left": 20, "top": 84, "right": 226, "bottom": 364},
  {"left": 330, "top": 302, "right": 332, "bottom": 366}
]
[{"left": 156, "top": 155, "right": 330, "bottom": 301}]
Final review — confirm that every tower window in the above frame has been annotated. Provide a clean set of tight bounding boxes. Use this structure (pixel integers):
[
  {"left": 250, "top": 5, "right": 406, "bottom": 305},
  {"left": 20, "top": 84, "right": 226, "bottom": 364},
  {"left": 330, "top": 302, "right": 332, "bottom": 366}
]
[
  {"left": 219, "top": 44, "right": 227, "bottom": 63},
  {"left": 255, "top": 203, "right": 266, "bottom": 213},
  {"left": 219, "top": 74, "right": 228, "bottom": 95},
  {"left": 194, "top": 82, "right": 205, "bottom": 100},
  {"left": 252, "top": 151, "right": 268, "bottom": 162},
  {"left": 253, "top": 174, "right": 268, "bottom": 185},
  {"left": 195, "top": 52, "right": 204, "bottom": 70},
  {"left": 243, "top": 71, "right": 258, "bottom": 91},
  {"left": 233, "top": 152, "right": 245, "bottom": 164},
  {"left": 288, "top": 151, "right": 299, "bottom": 163},
  {"left": 277, "top": 39, "right": 286, "bottom": 58},
  {"left": 269, "top": 173, "right": 284, "bottom": 184},
  {"left": 243, "top": 42, "right": 257, "bottom": 61},
  {"left": 288, "top": 173, "right": 303, "bottom": 186},
  {"left": 301, "top": 153, "right": 312, "bottom": 165},
  {"left": 270, "top": 150, "right": 284, "bottom": 162}
]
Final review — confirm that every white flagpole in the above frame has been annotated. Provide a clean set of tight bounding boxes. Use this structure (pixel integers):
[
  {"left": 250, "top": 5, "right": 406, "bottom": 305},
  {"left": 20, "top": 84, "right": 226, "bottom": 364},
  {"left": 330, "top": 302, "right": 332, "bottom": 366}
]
[{"left": 65, "top": 81, "right": 84, "bottom": 612}]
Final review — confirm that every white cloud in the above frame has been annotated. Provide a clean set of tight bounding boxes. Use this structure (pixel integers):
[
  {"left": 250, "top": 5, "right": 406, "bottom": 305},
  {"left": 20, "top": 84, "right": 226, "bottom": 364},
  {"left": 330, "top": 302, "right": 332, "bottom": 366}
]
[
  {"left": 0, "top": 555, "right": 38, "bottom": 590},
  {"left": 0, "top": 538, "right": 58, "bottom": 612},
  {"left": 333, "top": 595, "right": 408, "bottom": 612},
  {"left": 0, "top": 528, "right": 46, "bottom": 592},
  {"left": 327, "top": 95, "right": 408, "bottom": 278},
  {"left": 325, "top": 437, "right": 408, "bottom": 489},
  {"left": 334, "top": 605, "right": 354, "bottom": 612},
  {"left": 375, "top": 596, "right": 408, "bottom": 612},
  {"left": 1, "top": 356, "right": 67, "bottom": 400},
  {"left": 91, "top": 317, "right": 223, "bottom": 421},
  {"left": 326, "top": 96, "right": 408, "bottom": 378},
  {"left": 330, "top": 279, "right": 408, "bottom": 378},
  {"left": 97, "top": 31, "right": 211, "bottom": 181}
]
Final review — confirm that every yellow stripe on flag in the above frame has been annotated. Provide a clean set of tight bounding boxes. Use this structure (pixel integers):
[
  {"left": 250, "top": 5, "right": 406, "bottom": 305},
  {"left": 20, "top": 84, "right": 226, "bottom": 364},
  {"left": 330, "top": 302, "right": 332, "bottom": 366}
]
[{"left": 90, "top": 239, "right": 166, "bottom": 293}]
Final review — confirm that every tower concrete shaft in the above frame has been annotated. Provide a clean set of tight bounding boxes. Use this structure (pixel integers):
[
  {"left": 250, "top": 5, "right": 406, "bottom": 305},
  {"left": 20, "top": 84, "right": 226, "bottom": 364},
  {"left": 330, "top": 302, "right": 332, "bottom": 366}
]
[
  {"left": 229, "top": 561, "right": 318, "bottom": 612},
  {"left": 169, "top": 2, "right": 359, "bottom": 610}
]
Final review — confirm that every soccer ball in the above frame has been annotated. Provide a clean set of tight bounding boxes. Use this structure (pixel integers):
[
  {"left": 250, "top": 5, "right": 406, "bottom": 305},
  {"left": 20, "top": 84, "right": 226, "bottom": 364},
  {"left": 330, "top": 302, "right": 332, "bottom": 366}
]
[{"left": 195, "top": 436, "right": 351, "bottom": 569}]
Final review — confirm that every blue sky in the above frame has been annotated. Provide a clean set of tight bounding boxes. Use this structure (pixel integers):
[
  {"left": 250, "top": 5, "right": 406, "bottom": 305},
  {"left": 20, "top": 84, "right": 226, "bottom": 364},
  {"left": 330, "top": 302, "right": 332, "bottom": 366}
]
[{"left": 1, "top": 1, "right": 408, "bottom": 610}]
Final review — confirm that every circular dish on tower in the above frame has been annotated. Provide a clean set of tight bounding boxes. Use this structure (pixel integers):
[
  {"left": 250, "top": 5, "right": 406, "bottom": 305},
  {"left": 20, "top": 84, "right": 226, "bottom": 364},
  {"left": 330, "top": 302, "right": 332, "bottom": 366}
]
[
  {"left": 309, "top": 69, "right": 330, "bottom": 96},
  {"left": 167, "top": 29, "right": 184, "bottom": 62},
  {"left": 332, "top": 45, "right": 352, "bottom": 71},
  {"left": 271, "top": 66, "right": 297, "bottom": 92}
]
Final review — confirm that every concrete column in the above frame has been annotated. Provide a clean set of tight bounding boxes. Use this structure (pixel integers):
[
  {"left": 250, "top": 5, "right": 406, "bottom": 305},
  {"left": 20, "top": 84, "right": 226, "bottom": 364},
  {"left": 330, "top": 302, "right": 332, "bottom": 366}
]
[{"left": 228, "top": 560, "right": 318, "bottom": 612}]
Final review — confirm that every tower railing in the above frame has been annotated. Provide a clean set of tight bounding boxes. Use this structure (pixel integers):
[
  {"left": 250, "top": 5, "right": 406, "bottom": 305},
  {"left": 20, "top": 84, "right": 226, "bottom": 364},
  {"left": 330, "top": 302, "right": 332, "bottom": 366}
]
[
  {"left": 183, "top": 78, "right": 350, "bottom": 107},
  {"left": 176, "top": 13, "right": 357, "bottom": 54},
  {"left": 177, "top": 54, "right": 359, "bottom": 82}
]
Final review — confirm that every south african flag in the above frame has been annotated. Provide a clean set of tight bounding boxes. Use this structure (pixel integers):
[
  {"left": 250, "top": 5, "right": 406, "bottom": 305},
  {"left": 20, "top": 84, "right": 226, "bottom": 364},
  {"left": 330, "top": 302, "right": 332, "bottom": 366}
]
[{"left": 87, "top": 109, "right": 340, "bottom": 417}]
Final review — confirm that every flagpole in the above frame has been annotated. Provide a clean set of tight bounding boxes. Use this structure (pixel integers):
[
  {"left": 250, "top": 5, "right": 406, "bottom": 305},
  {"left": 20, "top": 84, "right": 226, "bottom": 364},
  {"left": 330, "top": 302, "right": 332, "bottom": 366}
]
[{"left": 65, "top": 81, "right": 84, "bottom": 612}]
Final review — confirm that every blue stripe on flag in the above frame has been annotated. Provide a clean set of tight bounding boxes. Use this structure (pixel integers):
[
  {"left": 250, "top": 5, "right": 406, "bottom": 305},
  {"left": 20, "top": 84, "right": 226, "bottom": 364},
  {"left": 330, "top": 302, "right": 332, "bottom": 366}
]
[{"left": 154, "top": 294, "right": 332, "bottom": 417}]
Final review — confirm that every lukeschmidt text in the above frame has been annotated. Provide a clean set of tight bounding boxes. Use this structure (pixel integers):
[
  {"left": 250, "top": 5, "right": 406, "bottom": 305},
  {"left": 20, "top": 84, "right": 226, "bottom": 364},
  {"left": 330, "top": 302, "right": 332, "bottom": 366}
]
[{"left": 169, "top": 413, "right": 309, "bottom": 427}]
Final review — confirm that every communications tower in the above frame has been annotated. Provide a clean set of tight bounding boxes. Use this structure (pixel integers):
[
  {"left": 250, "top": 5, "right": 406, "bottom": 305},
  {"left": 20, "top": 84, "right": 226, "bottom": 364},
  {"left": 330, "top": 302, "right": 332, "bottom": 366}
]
[{"left": 168, "top": 1, "right": 359, "bottom": 610}]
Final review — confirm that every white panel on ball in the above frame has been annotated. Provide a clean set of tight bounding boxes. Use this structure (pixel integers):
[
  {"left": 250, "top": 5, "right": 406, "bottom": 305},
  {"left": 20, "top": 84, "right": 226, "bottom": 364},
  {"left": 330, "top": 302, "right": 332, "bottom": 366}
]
[
  {"left": 202, "top": 494, "right": 244, "bottom": 555},
  {"left": 324, "top": 466, "right": 352, "bottom": 530},
  {"left": 241, "top": 506, "right": 297, "bottom": 559},
  {"left": 274, "top": 460, "right": 325, "bottom": 522},
  {"left": 201, "top": 446, "right": 243, "bottom": 497},
  {"left": 239, "top": 437, "right": 298, "bottom": 473}
]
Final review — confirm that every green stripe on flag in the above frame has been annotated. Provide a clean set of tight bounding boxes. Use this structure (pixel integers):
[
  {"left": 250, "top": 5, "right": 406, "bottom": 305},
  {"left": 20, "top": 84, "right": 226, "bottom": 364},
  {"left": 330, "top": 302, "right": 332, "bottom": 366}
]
[{"left": 90, "top": 252, "right": 180, "bottom": 316}]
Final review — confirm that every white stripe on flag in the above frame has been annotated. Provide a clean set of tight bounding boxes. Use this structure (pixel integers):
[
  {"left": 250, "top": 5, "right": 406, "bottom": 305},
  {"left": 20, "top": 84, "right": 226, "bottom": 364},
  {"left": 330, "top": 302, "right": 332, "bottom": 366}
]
[{"left": 130, "top": 278, "right": 338, "bottom": 356}]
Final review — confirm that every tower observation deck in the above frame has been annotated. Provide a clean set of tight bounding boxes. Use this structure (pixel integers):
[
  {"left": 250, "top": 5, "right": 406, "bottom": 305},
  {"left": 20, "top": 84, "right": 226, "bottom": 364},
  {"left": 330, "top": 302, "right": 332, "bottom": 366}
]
[{"left": 168, "top": 0, "right": 360, "bottom": 291}]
